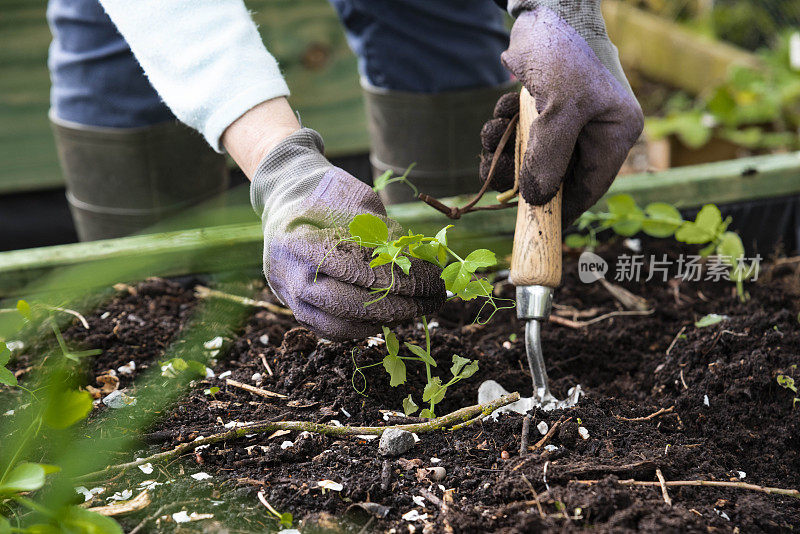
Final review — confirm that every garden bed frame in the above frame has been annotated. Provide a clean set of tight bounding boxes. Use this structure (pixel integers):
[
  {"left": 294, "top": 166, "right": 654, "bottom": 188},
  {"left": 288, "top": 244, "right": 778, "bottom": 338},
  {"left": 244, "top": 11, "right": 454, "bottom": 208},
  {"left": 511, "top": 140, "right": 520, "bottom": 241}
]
[{"left": 1, "top": 152, "right": 800, "bottom": 298}]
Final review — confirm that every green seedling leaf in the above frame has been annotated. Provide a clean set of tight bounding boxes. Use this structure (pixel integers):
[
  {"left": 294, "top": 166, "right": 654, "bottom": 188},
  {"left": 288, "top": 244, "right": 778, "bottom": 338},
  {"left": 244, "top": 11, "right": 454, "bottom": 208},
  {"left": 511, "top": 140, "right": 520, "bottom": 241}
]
[
  {"left": 0, "top": 462, "right": 46, "bottom": 494},
  {"left": 422, "top": 377, "right": 447, "bottom": 405},
  {"left": 372, "top": 170, "right": 394, "bottom": 192},
  {"left": 205, "top": 386, "right": 220, "bottom": 396},
  {"left": 607, "top": 194, "right": 644, "bottom": 236},
  {"left": 716, "top": 231, "right": 745, "bottom": 262},
  {"left": 459, "top": 360, "right": 479, "bottom": 380},
  {"left": 435, "top": 225, "right": 453, "bottom": 247},
  {"left": 403, "top": 395, "right": 419, "bottom": 416},
  {"left": 642, "top": 202, "right": 683, "bottom": 238},
  {"left": 57, "top": 506, "right": 124, "bottom": 534},
  {"left": 419, "top": 409, "right": 435, "bottom": 419},
  {"left": 460, "top": 279, "right": 493, "bottom": 301},
  {"left": 382, "top": 354, "right": 406, "bottom": 387},
  {"left": 695, "top": 314, "right": 728, "bottom": 328},
  {"left": 369, "top": 253, "right": 394, "bottom": 269},
  {"left": 16, "top": 300, "right": 32, "bottom": 320},
  {"left": 463, "top": 249, "right": 497, "bottom": 271},
  {"left": 451, "top": 355, "right": 470, "bottom": 377},
  {"left": 676, "top": 204, "right": 724, "bottom": 244},
  {"left": 395, "top": 255, "right": 412, "bottom": 275},
  {"left": 441, "top": 262, "right": 471, "bottom": 295},
  {"left": 777, "top": 375, "right": 797, "bottom": 393},
  {"left": 408, "top": 242, "right": 440, "bottom": 265},
  {"left": 349, "top": 214, "right": 389, "bottom": 246},
  {"left": 382, "top": 327, "right": 399, "bottom": 357},
  {"left": 405, "top": 343, "right": 436, "bottom": 367},
  {"left": 44, "top": 388, "right": 93, "bottom": 429},
  {"left": 279, "top": 513, "right": 293, "bottom": 528},
  {"left": 564, "top": 233, "right": 589, "bottom": 248},
  {"left": 0, "top": 342, "right": 16, "bottom": 386},
  {"left": 393, "top": 233, "right": 424, "bottom": 249}
]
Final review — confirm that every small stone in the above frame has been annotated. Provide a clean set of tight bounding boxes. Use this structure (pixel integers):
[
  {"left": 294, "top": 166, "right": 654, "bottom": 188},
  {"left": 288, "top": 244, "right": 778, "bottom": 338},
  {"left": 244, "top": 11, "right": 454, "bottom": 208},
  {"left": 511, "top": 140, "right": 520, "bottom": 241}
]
[
  {"left": 426, "top": 466, "right": 446, "bottom": 481},
  {"left": 379, "top": 428, "right": 415, "bottom": 457},
  {"left": 537, "top": 421, "right": 549, "bottom": 435},
  {"left": 500, "top": 451, "right": 510, "bottom": 459},
  {"left": 259, "top": 334, "right": 270, "bottom": 345},
  {"left": 102, "top": 390, "right": 136, "bottom": 408}
]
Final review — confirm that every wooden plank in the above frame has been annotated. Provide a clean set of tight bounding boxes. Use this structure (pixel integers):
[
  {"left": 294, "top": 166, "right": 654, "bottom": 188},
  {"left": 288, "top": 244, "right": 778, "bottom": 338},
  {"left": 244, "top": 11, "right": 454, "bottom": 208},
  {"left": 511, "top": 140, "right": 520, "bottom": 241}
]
[
  {"left": 2, "top": 150, "right": 800, "bottom": 298},
  {"left": 603, "top": 0, "right": 760, "bottom": 95}
]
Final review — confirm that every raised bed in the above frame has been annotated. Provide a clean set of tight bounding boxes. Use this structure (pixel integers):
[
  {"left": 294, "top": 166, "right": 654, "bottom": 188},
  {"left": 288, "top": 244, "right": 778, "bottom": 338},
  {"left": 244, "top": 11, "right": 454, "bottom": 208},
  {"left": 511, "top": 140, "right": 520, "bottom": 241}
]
[{"left": 2, "top": 152, "right": 800, "bottom": 299}]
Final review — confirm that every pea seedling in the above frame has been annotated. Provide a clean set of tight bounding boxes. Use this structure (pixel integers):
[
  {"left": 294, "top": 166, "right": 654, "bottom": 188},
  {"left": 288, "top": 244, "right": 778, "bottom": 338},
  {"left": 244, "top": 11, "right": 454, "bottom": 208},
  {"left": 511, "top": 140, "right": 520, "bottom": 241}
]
[
  {"left": 567, "top": 195, "right": 756, "bottom": 300},
  {"left": 327, "top": 213, "right": 512, "bottom": 417}
]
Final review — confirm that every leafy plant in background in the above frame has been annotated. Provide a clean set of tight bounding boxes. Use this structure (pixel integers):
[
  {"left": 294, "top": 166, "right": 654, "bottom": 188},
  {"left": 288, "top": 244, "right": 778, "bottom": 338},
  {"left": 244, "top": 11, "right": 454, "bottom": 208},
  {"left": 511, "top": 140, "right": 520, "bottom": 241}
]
[
  {"left": 0, "top": 302, "right": 121, "bottom": 533},
  {"left": 566, "top": 194, "right": 757, "bottom": 300},
  {"left": 647, "top": 31, "right": 800, "bottom": 152}
]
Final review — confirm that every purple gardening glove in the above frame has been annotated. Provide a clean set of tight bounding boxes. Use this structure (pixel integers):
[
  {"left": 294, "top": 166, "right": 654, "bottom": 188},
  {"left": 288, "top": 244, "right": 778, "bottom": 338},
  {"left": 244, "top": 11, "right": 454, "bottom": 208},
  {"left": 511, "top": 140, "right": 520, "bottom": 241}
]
[
  {"left": 250, "top": 128, "right": 445, "bottom": 341},
  {"left": 480, "top": 4, "right": 644, "bottom": 225}
]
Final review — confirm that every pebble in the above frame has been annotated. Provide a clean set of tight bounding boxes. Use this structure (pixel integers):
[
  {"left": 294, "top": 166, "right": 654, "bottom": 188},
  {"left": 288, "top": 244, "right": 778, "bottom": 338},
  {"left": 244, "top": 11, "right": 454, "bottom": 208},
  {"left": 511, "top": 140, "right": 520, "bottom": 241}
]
[
  {"left": 537, "top": 421, "right": 549, "bottom": 435},
  {"left": 102, "top": 390, "right": 136, "bottom": 409},
  {"left": 379, "top": 428, "right": 415, "bottom": 457},
  {"left": 426, "top": 466, "right": 446, "bottom": 481},
  {"left": 500, "top": 451, "right": 510, "bottom": 459},
  {"left": 259, "top": 334, "right": 269, "bottom": 345}
]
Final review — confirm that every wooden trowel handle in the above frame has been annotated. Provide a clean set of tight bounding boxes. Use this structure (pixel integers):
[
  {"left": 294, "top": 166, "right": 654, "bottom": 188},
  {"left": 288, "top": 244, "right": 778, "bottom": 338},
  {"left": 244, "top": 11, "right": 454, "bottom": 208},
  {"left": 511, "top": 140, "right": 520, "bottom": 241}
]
[{"left": 509, "top": 88, "right": 563, "bottom": 288}]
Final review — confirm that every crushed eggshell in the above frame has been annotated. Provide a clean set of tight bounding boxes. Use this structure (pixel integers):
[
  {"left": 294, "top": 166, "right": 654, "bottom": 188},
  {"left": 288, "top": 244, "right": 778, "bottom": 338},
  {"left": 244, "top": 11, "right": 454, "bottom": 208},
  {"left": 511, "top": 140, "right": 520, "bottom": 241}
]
[
  {"left": 259, "top": 334, "right": 270, "bottom": 345},
  {"left": 544, "top": 444, "right": 559, "bottom": 452},
  {"left": 402, "top": 510, "right": 428, "bottom": 522},
  {"left": 578, "top": 427, "right": 590, "bottom": 440},
  {"left": 704, "top": 395, "right": 710, "bottom": 407},
  {"left": 138, "top": 463, "right": 154, "bottom": 474},
  {"left": 191, "top": 472, "right": 212, "bottom": 481},
  {"left": 317, "top": 480, "right": 343, "bottom": 492},
  {"left": 218, "top": 370, "right": 232, "bottom": 379},
  {"left": 412, "top": 495, "right": 426, "bottom": 507},
  {"left": 537, "top": 421, "right": 549, "bottom": 435},
  {"left": 280, "top": 441, "right": 294, "bottom": 450},
  {"left": 75, "top": 486, "right": 104, "bottom": 502},
  {"left": 107, "top": 489, "right": 133, "bottom": 501},
  {"left": 203, "top": 337, "right": 224, "bottom": 350},
  {"left": 117, "top": 361, "right": 136, "bottom": 376}
]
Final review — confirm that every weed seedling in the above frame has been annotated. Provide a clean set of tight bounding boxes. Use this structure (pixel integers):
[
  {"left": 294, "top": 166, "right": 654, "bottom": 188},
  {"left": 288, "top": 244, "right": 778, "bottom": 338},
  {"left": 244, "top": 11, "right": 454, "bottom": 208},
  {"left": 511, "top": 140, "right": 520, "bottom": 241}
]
[{"left": 776, "top": 375, "right": 799, "bottom": 407}]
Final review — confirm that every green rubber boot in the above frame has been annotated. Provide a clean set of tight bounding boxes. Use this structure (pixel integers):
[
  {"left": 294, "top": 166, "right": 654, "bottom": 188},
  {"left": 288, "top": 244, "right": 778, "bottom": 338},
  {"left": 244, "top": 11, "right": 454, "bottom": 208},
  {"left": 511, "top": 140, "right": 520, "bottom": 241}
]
[
  {"left": 362, "top": 82, "right": 516, "bottom": 205},
  {"left": 50, "top": 116, "right": 229, "bottom": 241}
]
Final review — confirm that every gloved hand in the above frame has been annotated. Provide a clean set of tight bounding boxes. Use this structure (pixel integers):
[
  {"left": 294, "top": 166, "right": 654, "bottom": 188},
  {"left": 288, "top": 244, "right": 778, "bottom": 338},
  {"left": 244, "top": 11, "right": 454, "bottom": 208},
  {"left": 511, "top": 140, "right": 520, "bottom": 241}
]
[
  {"left": 251, "top": 128, "right": 446, "bottom": 341},
  {"left": 480, "top": 3, "right": 644, "bottom": 225}
]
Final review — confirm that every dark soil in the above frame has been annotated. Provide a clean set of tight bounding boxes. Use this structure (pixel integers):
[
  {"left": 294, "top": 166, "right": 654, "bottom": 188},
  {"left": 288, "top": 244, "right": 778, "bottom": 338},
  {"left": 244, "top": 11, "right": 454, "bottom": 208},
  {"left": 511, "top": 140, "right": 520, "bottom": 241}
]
[{"left": 9, "top": 244, "right": 800, "bottom": 532}]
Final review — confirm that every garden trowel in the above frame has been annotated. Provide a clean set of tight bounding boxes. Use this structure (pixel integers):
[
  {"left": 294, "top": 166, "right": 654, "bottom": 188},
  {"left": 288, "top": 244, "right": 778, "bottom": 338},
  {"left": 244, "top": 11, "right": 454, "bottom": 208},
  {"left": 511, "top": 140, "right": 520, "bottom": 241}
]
[{"left": 478, "top": 88, "right": 581, "bottom": 415}]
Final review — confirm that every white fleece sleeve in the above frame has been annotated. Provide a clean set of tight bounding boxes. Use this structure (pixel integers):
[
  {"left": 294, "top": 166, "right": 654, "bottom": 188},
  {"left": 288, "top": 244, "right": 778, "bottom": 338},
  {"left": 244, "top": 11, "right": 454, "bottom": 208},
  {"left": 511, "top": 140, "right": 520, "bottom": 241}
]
[{"left": 98, "top": 0, "right": 290, "bottom": 151}]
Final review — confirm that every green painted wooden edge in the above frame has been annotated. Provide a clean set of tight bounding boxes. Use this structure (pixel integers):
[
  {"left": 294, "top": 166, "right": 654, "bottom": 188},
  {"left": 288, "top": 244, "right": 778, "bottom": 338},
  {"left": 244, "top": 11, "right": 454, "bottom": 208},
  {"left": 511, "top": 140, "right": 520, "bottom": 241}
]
[{"left": 2, "top": 151, "right": 800, "bottom": 297}]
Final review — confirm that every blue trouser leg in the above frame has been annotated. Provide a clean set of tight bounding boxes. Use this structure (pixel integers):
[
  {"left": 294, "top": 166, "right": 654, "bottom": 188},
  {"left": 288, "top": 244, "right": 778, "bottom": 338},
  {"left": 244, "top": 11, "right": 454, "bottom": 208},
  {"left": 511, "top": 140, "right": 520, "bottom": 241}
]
[
  {"left": 47, "top": 0, "right": 173, "bottom": 128},
  {"left": 328, "top": 0, "right": 510, "bottom": 92}
]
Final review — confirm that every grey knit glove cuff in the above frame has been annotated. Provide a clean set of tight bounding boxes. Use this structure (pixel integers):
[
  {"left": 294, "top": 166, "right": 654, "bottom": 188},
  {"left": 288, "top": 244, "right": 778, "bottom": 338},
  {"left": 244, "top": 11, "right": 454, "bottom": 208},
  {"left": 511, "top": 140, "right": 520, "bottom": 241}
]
[{"left": 507, "top": 0, "right": 632, "bottom": 94}]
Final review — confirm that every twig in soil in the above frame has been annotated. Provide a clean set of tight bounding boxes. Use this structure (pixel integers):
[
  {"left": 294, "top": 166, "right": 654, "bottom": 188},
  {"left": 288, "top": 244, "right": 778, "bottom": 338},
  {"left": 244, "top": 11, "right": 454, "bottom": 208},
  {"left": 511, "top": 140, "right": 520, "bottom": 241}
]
[
  {"left": 418, "top": 488, "right": 444, "bottom": 509},
  {"left": 549, "top": 310, "right": 653, "bottom": 329},
  {"left": 574, "top": 478, "right": 800, "bottom": 499},
  {"left": 519, "top": 415, "right": 532, "bottom": 456},
  {"left": 666, "top": 326, "right": 686, "bottom": 356},
  {"left": 512, "top": 417, "right": 570, "bottom": 472},
  {"left": 417, "top": 114, "right": 519, "bottom": 219},
  {"left": 679, "top": 368, "right": 689, "bottom": 390},
  {"left": 655, "top": 468, "right": 672, "bottom": 506},
  {"left": 552, "top": 304, "right": 603, "bottom": 320},
  {"left": 76, "top": 393, "right": 521, "bottom": 481},
  {"left": 259, "top": 353, "right": 273, "bottom": 376},
  {"left": 520, "top": 473, "right": 546, "bottom": 519},
  {"left": 615, "top": 406, "right": 674, "bottom": 422},
  {"left": 599, "top": 279, "right": 649, "bottom": 311},
  {"left": 194, "top": 285, "right": 293, "bottom": 316},
  {"left": 128, "top": 504, "right": 166, "bottom": 534},
  {"left": 225, "top": 378, "right": 287, "bottom": 399}
]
